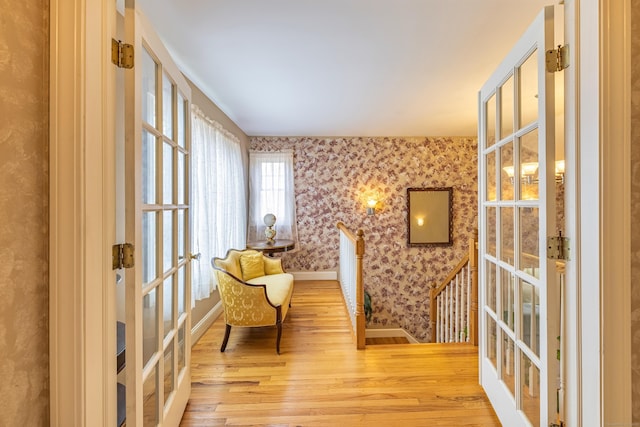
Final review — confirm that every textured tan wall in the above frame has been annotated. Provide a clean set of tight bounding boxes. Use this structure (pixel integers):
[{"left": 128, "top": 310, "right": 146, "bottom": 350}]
[
  {"left": 631, "top": 0, "right": 640, "bottom": 422},
  {"left": 0, "top": 1, "right": 50, "bottom": 425},
  {"left": 250, "top": 136, "right": 477, "bottom": 341}
]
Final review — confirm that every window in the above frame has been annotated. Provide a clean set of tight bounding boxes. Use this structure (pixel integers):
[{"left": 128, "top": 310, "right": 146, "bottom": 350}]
[
  {"left": 248, "top": 151, "right": 298, "bottom": 246},
  {"left": 191, "top": 106, "right": 246, "bottom": 305},
  {"left": 259, "top": 161, "right": 285, "bottom": 215}
]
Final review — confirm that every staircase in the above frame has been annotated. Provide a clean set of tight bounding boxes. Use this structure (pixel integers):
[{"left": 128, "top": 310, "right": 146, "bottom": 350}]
[
  {"left": 366, "top": 336, "right": 410, "bottom": 345},
  {"left": 430, "top": 231, "right": 478, "bottom": 345}
]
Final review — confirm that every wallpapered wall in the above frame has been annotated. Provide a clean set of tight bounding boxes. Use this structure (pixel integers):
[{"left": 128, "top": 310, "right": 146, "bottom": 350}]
[
  {"left": 0, "top": 1, "right": 50, "bottom": 425},
  {"left": 250, "top": 136, "right": 478, "bottom": 342},
  {"left": 631, "top": 0, "right": 640, "bottom": 421}
]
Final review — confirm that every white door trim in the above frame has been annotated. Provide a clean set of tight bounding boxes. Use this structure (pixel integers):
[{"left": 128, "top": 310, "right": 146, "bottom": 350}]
[
  {"left": 577, "top": 0, "right": 632, "bottom": 424},
  {"left": 561, "top": 1, "right": 582, "bottom": 425},
  {"left": 49, "top": 0, "right": 116, "bottom": 425}
]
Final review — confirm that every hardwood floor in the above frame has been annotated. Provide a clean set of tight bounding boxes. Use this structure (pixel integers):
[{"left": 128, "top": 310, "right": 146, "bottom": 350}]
[{"left": 181, "top": 280, "right": 500, "bottom": 426}]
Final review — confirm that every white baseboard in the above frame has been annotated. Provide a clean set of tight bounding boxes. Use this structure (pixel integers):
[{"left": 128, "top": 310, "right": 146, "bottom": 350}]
[
  {"left": 365, "top": 328, "right": 420, "bottom": 344},
  {"left": 290, "top": 270, "right": 338, "bottom": 281},
  {"left": 191, "top": 300, "right": 223, "bottom": 346}
]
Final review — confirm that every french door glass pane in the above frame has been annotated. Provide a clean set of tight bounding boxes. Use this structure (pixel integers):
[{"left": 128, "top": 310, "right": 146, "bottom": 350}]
[
  {"left": 142, "top": 131, "right": 156, "bottom": 205},
  {"left": 500, "top": 141, "right": 514, "bottom": 200},
  {"left": 520, "top": 129, "right": 539, "bottom": 200},
  {"left": 142, "top": 212, "right": 157, "bottom": 285},
  {"left": 178, "top": 267, "right": 185, "bottom": 317},
  {"left": 519, "top": 50, "right": 539, "bottom": 130},
  {"left": 177, "top": 151, "right": 185, "bottom": 205},
  {"left": 142, "top": 49, "right": 157, "bottom": 127},
  {"left": 502, "top": 334, "right": 516, "bottom": 398},
  {"left": 486, "top": 207, "right": 496, "bottom": 257},
  {"left": 487, "top": 93, "right": 496, "bottom": 148},
  {"left": 521, "top": 352, "right": 541, "bottom": 427},
  {"left": 163, "top": 276, "right": 173, "bottom": 339},
  {"left": 486, "top": 261, "right": 497, "bottom": 311},
  {"left": 143, "top": 364, "right": 159, "bottom": 427},
  {"left": 178, "top": 324, "right": 185, "bottom": 374},
  {"left": 486, "top": 151, "right": 497, "bottom": 201},
  {"left": 487, "top": 314, "right": 497, "bottom": 369},
  {"left": 500, "top": 75, "right": 514, "bottom": 139},
  {"left": 164, "top": 343, "right": 174, "bottom": 407},
  {"left": 177, "top": 209, "right": 185, "bottom": 261},
  {"left": 163, "top": 210, "right": 173, "bottom": 273},
  {"left": 520, "top": 207, "right": 540, "bottom": 277},
  {"left": 500, "top": 207, "right": 515, "bottom": 264},
  {"left": 522, "top": 280, "right": 540, "bottom": 357},
  {"left": 501, "top": 268, "right": 515, "bottom": 331},
  {"left": 143, "top": 287, "right": 158, "bottom": 367},
  {"left": 177, "top": 93, "right": 186, "bottom": 148},
  {"left": 162, "top": 73, "right": 173, "bottom": 138},
  {"left": 163, "top": 142, "right": 173, "bottom": 205}
]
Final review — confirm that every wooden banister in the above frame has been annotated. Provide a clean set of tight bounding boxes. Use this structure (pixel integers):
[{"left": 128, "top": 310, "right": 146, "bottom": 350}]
[
  {"left": 431, "top": 231, "right": 478, "bottom": 345},
  {"left": 336, "top": 221, "right": 366, "bottom": 349},
  {"left": 431, "top": 254, "right": 470, "bottom": 297},
  {"left": 337, "top": 221, "right": 358, "bottom": 242}
]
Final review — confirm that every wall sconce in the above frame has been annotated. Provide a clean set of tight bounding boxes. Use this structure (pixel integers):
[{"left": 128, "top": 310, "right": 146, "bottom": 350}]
[
  {"left": 416, "top": 217, "right": 425, "bottom": 226},
  {"left": 502, "top": 162, "right": 538, "bottom": 184},
  {"left": 502, "top": 165, "right": 515, "bottom": 180},
  {"left": 520, "top": 162, "right": 539, "bottom": 184},
  {"left": 503, "top": 160, "right": 564, "bottom": 184},
  {"left": 366, "top": 198, "right": 377, "bottom": 216}
]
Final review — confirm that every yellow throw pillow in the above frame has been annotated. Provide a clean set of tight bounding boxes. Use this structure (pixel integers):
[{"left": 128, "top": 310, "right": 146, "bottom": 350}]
[
  {"left": 239, "top": 252, "right": 265, "bottom": 281},
  {"left": 264, "top": 257, "right": 283, "bottom": 275}
]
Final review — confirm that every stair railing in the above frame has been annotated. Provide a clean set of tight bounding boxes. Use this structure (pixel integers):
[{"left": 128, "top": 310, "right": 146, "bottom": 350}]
[
  {"left": 430, "top": 231, "right": 478, "bottom": 345},
  {"left": 336, "top": 221, "right": 366, "bottom": 349}
]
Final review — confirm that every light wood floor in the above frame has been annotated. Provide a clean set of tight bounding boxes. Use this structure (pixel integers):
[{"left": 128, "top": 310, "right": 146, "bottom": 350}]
[{"left": 181, "top": 280, "right": 500, "bottom": 426}]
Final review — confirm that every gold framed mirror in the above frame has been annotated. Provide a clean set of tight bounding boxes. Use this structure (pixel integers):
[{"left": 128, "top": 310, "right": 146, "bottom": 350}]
[{"left": 407, "top": 187, "right": 453, "bottom": 247}]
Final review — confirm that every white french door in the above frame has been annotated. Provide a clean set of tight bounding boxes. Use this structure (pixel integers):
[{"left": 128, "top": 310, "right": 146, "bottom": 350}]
[
  {"left": 123, "top": 6, "right": 192, "bottom": 426},
  {"left": 478, "top": 6, "right": 559, "bottom": 426}
]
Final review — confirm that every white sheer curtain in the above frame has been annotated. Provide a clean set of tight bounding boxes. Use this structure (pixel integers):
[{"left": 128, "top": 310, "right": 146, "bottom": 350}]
[
  {"left": 248, "top": 150, "right": 298, "bottom": 246},
  {"left": 191, "top": 106, "right": 246, "bottom": 306}
]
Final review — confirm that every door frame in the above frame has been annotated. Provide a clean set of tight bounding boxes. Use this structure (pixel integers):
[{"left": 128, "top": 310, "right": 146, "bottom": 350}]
[
  {"left": 49, "top": 0, "right": 117, "bottom": 425},
  {"left": 571, "top": 0, "right": 632, "bottom": 425},
  {"left": 49, "top": 0, "right": 633, "bottom": 425}
]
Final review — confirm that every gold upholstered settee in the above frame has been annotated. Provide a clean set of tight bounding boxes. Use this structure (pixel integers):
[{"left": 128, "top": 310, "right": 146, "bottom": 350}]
[{"left": 211, "top": 249, "right": 294, "bottom": 354}]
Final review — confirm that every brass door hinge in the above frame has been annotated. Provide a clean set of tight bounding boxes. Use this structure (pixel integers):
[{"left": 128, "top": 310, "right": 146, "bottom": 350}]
[
  {"left": 547, "top": 233, "right": 570, "bottom": 261},
  {"left": 111, "top": 39, "right": 134, "bottom": 69},
  {"left": 546, "top": 44, "right": 569, "bottom": 73},
  {"left": 113, "top": 243, "right": 135, "bottom": 270}
]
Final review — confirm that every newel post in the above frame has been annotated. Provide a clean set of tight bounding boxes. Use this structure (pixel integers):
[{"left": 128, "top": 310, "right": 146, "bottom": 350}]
[
  {"left": 469, "top": 230, "right": 479, "bottom": 346},
  {"left": 355, "top": 229, "right": 366, "bottom": 349},
  {"left": 430, "top": 286, "right": 438, "bottom": 343}
]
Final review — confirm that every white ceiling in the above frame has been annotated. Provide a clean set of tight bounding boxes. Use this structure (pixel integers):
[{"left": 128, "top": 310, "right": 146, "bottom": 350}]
[{"left": 137, "top": 0, "right": 556, "bottom": 137}]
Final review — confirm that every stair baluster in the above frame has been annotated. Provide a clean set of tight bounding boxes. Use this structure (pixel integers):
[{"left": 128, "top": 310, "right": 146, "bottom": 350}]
[{"left": 430, "top": 231, "right": 478, "bottom": 345}]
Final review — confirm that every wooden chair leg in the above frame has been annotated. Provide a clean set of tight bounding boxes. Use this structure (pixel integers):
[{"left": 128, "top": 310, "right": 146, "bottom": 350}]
[
  {"left": 276, "top": 323, "right": 282, "bottom": 354},
  {"left": 220, "top": 324, "right": 231, "bottom": 352}
]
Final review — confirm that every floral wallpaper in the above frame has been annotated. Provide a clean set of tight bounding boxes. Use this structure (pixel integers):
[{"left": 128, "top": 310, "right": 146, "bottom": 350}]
[
  {"left": 0, "top": 1, "right": 50, "bottom": 425},
  {"left": 631, "top": 0, "right": 640, "bottom": 421},
  {"left": 250, "top": 136, "right": 478, "bottom": 342}
]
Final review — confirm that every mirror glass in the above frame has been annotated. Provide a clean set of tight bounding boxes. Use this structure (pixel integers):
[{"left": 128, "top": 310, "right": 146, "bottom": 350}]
[{"left": 407, "top": 187, "right": 452, "bottom": 246}]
